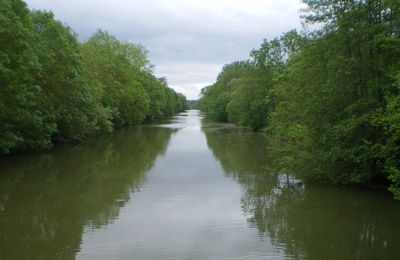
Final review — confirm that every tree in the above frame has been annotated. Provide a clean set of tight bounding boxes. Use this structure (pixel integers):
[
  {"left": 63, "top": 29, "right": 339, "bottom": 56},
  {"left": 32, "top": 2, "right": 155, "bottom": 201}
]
[
  {"left": 81, "top": 30, "right": 150, "bottom": 127},
  {"left": 199, "top": 61, "right": 252, "bottom": 122},
  {"left": 0, "top": 0, "right": 187, "bottom": 154},
  {"left": 31, "top": 11, "right": 105, "bottom": 141},
  {"left": 0, "top": 0, "right": 56, "bottom": 153},
  {"left": 199, "top": 0, "right": 400, "bottom": 198}
]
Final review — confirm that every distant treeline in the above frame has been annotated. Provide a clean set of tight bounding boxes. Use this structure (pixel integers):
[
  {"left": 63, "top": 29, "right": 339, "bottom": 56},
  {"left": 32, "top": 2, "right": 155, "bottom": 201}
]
[
  {"left": 0, "top": 0, "right": 188, "bottom": 154},
  {"left": 187, "top": 100, "right": 199, "bottom": 109},
  {"left": 199, "top": 0, "right": 400, "bottom": 198}
]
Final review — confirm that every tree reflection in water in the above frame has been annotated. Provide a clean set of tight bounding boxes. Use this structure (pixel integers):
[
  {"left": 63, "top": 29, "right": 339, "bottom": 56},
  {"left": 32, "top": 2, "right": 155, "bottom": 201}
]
[
  {"left": 0, "top": 126, "right": 176, "bottom": 260},
  {"left": 203, "top": 123, "right": 400, "bottom": 260}
]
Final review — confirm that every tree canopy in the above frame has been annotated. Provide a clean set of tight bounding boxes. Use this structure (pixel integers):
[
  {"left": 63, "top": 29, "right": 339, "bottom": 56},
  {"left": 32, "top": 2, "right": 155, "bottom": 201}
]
[
  {"left": 199, "top": 0, "right": 400, "bottom": 198},
  {"left": 0, "top": 0, "right": 188, "bottom": 154}
]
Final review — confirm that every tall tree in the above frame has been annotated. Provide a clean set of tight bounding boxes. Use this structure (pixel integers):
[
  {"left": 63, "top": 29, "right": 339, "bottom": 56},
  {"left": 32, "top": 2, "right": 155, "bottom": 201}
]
[
  {"left": 32, "top": 11, "right": 104, "bottom": 141},
  {"left": 0, "top": 0, "right": 56, "bottom": 153},
  {"left": 81, "top": 30, "right": 150, "bottom": 127}
]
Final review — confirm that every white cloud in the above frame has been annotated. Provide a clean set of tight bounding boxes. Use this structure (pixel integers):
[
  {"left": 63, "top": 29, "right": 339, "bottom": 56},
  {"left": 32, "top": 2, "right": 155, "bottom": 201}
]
[
  {"left": 155, "top": 62, "right": 223, "bottom": 99},
  {"left": 25, "top": 0, "right": 304, "bottom": 99}
]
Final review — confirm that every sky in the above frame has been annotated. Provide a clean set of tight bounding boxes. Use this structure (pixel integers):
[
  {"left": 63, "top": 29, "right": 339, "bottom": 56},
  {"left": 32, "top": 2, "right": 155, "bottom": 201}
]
[{"left": 25, "top": 0, "right": 304, "bottom": 99}]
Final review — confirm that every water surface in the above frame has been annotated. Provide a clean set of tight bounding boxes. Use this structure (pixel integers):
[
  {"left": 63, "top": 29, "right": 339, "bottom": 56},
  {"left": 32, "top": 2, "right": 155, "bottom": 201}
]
[{"left": 1, "top": 110, "right": 400, "bottom": 259}]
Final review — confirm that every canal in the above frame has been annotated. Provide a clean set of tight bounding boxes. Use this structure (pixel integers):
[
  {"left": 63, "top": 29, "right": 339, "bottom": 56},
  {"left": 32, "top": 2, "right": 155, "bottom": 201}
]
[{"left": 1, "top": 110, "right": 400, "bottom": 259}]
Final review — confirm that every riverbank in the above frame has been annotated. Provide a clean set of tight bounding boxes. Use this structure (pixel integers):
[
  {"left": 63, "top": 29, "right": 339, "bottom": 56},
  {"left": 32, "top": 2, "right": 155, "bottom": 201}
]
[{"left": 3, "top": 110, "right": 400, "bottom": 259}]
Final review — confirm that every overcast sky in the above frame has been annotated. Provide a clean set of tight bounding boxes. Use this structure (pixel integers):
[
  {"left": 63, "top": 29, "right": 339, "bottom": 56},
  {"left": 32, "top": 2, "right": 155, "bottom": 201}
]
[{"left": 25, "top": 0, "right": 304, "bottom": 99}]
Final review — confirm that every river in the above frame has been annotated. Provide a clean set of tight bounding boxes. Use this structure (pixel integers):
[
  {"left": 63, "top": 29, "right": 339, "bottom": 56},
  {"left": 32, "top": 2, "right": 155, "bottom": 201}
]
[{"left": 1, "top": 110, "right": 400, "bottom": 260}]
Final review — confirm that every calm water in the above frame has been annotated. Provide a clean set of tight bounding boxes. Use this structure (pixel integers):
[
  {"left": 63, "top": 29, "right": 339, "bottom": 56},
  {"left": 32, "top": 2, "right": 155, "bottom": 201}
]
[{"left": 1, "top": 110, "right": 400, "bottom": 260}]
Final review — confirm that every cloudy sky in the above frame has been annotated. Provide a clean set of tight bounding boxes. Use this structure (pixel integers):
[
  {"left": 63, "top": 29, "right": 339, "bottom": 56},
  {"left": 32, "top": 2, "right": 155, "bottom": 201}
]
[{"left": 25, "top": 0, "right": 304, "bottom": 99}]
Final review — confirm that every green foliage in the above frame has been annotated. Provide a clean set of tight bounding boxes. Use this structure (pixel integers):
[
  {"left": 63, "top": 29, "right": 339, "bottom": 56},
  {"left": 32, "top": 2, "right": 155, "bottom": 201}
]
[
  {"left": 200, "top": 31, "right": 304, "bottom": 130},
  {"left": 379, "top": 74, "right": 400, "bottom": 199},
  {"left": 277, "top": 0, "right": 400, "bottom": 187},
  {"left": 137, "top": 72, "right": 167, "bottom": 120},
  {"left": 199, "top": 61, "right": 253, "bottom": 122},
  {"left": 31, "top": 11, "right": 104, "bottom": 142},
  {"left": 0, "top": 0, "right": 187, "bottom": 154},
  {"left": 81, "top": 30, "right": 150, "bottom": 127},
  {"left": 199, "top": 0, "right": 400, "bottom": 198},
  {"left": 226, "top": 74, "right": 272, "bottom": 130},
  {"left": 187, "top": 100, "right": 199, "bottom": 109},
  {"left": 0, "top": 0, "right": 56, "bottom": 153}
]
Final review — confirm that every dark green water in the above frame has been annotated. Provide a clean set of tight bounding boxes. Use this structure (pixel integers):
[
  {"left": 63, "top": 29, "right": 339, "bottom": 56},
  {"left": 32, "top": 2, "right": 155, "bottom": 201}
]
[{"left": 1, "top": 110, "right": 400, "bottom": 260}]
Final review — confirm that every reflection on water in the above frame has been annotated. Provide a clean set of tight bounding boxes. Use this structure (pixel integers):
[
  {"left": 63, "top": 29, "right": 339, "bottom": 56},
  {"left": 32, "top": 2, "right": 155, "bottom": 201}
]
[
  {"left": 1, "top": 110, "right": 400, "bottom": 260},
  {"left": 203, "top": 122, "right": 400, "bottom": 260},
  {"left": 0, "top": 127, "right": 175, "bottom": 260}
]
